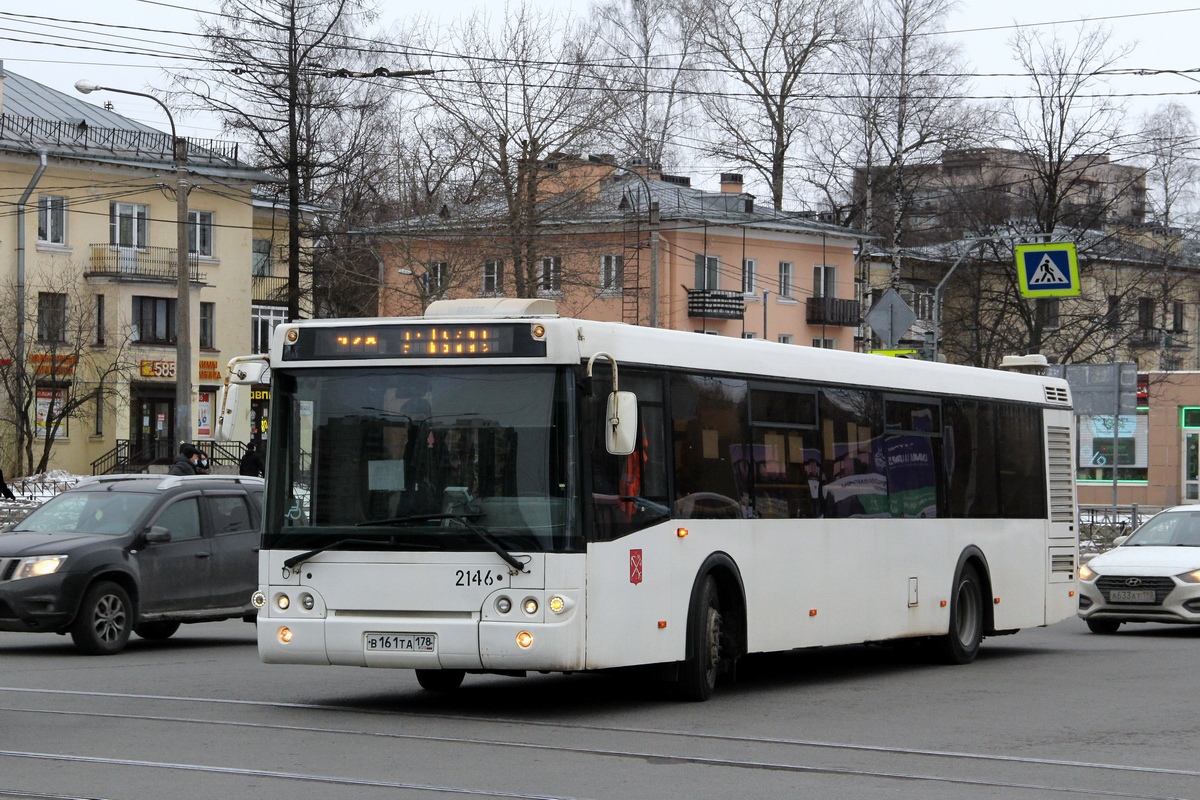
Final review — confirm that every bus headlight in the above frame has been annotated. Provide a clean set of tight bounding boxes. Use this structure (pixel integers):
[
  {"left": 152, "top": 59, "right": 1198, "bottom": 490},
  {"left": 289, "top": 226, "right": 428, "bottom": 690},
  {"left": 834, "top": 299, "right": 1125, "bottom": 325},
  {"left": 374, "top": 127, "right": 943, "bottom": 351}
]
[
  {"left": 548, "top": 595, "right": 566, "bottom": 614},
  {"left": 278, "top": 626, "right": 293, "bottom": 644},
  {"left": 496, "top": 596, "right": 512, "bottom": 614},
  {"left": 522, "top": 597, "right": 539, "bottom": 615},
  {"left": 276, "top": 593, "right": 291, "bottom": 610},
  {"left": 251, "top": 591, "right": 266, "bottom": 608},
  {"left": 516, "top": 631, "right": 533, "bottom": 648}
]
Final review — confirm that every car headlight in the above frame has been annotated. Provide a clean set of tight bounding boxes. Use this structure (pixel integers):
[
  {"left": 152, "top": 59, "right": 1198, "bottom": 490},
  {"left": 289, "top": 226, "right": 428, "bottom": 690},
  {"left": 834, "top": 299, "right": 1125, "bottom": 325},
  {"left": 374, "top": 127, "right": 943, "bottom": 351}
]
[
  {"left": 1177, "top": 569, "right": 1200, "bottom": 584},
  {"left": 14, "top": 555, "right": 68, "bottom": 580},
  {"left": 1078, "top": 563, "right": 1097, "bottom": 582}
]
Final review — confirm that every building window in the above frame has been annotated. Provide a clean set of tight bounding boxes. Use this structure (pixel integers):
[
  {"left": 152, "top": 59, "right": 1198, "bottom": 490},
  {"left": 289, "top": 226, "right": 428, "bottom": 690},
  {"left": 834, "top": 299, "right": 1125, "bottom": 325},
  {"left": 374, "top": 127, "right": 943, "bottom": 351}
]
[
  {"left": 742, "top": 259, "right": 756, "bottom": 293},
  {"left": 94, "top": 389, "right": 104, "bottom": 436},
  {"left": 778, "top": 334, "right": 794, "bottom": 344},
  {"left": 1172, "top": 299, "right": 1186, "bottom": 333},
  {"left": 252, "top": 305, "right": 288, "bottom": 354},
  {"left": 38, "top": 195, "right": 67, "bottom": 245},
  {"left": 778, "top": 262, "right": 794, "bottom": 298},
  {"left": 813, "top": 264, "right": 836, "bottom": 298},
  {"left": 110, "top": 203, "right": 149, "bottom": 248},
  {"left": 742, "top": 332, "right": 757, "bottom": 339},
  {"left": 482, "top": 260, "right": 502, "bottom": 294},
  {"left": 132, "top": 296, "right": 177, "bottom": 345},
  {"left": 425, "top": 261, "right": 448, "bottom": 298},
  {"left": 600, "top": 254, "right": 623, "bottom": 293},
  {"left": 199, "top": 302, "right": 216, "bottom": 349},
  {"left": 1037, "top": 298, "right": 1060, "bottom": 330},
  {"left": 95, "top": 294, "right": 105, "bottom": 346},
  {"left": 37, "top": 292, "right": 68, "bottom": 343},
  {"left": 252, "top": 239, "right": 273, "bottom": 277},
  {"left": 1106, "top": 295, "right": 1121, "bottom": 328},
  {"left": 1161, "top": 354, "right": 1183, "bottom": 371},
  {"left": 188, "top": 211, "right": 214, "bottom": 256},
  {"left": 1137, "top": 297, "right": 1155, "bottom": 330},
  {"left": 812, "top": 338, "right": 835, "bottom": 349},
  {"left": 694, "top": 254, "right": 720, "bottom": 290},
  {"left": 540, "top": 256, "right": 562, "bottom": 293}
]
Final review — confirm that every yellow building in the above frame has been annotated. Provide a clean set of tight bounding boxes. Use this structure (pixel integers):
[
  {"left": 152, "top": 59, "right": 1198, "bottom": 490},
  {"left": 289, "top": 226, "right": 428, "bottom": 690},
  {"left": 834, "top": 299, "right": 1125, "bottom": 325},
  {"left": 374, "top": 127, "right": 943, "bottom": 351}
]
[{"left": 0, "top": 65, "right": 283, "bottom": 476}]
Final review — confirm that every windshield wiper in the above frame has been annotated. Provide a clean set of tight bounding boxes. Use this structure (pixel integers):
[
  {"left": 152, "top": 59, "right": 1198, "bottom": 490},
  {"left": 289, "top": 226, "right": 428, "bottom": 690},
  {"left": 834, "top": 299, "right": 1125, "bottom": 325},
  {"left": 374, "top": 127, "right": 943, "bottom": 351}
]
[
  {"left": 355, "top": 512, "right": 528, "bottom": 574},
  {"left": 282, "top": 537, "right": 423, "bottom": 570}
]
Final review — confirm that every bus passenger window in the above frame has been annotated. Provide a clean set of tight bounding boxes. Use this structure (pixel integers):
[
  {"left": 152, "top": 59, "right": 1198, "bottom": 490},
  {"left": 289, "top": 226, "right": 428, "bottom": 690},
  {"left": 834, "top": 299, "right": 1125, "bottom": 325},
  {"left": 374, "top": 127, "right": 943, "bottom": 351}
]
[{"left": 672, "top": 374, "right": 750, "bottom": 520}]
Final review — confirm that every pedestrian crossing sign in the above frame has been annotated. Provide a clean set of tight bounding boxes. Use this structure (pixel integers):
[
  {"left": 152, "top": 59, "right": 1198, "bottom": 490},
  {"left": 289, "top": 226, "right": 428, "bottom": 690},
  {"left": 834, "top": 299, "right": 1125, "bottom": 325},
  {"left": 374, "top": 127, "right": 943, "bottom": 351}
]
[{"left": 1015, "top": 242, "right": 1080, "bottom": 298}]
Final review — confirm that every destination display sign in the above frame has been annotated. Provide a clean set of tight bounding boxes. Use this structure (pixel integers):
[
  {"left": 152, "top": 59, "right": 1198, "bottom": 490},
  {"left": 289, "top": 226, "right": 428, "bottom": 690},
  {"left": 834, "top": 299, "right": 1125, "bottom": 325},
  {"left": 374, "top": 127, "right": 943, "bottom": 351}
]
[{"left": 281, "top": 324, "right": 547, "bottom": 361}]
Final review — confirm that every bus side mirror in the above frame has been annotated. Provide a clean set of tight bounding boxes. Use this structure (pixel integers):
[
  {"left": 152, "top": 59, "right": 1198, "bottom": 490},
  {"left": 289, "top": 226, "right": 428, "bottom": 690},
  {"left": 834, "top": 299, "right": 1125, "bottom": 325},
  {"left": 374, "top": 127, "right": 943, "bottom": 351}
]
[
  {"left": 606, "top": 391, "right": 638, "bottom": 456},
  {"left": 215, "top": 383, "right": 242, "bottom": 442}
]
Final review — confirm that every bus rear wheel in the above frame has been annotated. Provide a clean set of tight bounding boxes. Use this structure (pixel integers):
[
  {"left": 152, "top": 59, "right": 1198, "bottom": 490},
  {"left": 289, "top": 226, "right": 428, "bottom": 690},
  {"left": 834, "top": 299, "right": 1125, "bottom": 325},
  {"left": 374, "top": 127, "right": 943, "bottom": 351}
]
[
  {"left": 933, "top": 563, "right": 984, "bottom": 665},
  {"left": 677, "top": 576, "right": 722, "bottom": 701},
  {"left": 415, "top": 669, "right": 465, "bottom": 692}
]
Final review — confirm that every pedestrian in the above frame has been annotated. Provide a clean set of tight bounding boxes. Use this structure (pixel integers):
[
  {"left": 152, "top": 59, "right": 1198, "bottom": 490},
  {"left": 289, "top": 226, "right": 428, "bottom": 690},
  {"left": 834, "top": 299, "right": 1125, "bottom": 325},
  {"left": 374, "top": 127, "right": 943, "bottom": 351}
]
[
  {"left": 195, "top": 451, "right": 212, "bottom": 475},
  {"left": 0, "top": 465, "right": 15, "bottom": 501},
  {"left": 239, "top": 441, "right": 264, "bottom": 478},
  {"left": 169, "top": 444, "right": 201, "bottom": 476}
]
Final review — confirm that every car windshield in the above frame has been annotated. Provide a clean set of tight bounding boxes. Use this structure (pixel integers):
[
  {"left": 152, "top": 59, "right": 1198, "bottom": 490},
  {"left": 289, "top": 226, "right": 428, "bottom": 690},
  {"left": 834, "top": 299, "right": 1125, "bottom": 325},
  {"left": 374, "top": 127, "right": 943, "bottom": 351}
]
[
  {"left": 1124, "top": 511, "right": 1200, "bottom": 547},
  {"left": 262, "top": 365, "right": 580, "bottom": 554},
  {"left": 10, "top": 490, "right": 156, "bottom": 536}
]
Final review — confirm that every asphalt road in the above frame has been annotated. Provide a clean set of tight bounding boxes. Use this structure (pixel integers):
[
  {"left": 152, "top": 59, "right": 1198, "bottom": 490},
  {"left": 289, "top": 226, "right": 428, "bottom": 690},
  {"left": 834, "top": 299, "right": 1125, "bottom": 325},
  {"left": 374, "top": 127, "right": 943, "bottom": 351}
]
[{"left": 0, "top": 616, "right": 1196, "bottom": 800}]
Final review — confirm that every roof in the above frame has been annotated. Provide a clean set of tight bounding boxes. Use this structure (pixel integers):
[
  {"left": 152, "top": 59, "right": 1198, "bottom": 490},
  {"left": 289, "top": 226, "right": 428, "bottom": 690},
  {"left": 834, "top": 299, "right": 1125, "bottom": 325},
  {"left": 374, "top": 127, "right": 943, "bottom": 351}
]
[{"left": 0, "top": 64, "right": 278, "bottom": 183}]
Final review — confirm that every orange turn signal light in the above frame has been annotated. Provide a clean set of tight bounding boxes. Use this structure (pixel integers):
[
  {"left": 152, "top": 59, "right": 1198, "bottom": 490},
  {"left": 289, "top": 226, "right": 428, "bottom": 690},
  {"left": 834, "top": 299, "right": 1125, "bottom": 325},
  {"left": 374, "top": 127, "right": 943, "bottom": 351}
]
[
  {"left": 677, "top": 528, "right": 689, "bottom": 538},
  {"left": 658, "top": 621, "right": 667, "bottom": 629},
  {"left": 808, "top": 609, "right": 817, "bottom": 617}
]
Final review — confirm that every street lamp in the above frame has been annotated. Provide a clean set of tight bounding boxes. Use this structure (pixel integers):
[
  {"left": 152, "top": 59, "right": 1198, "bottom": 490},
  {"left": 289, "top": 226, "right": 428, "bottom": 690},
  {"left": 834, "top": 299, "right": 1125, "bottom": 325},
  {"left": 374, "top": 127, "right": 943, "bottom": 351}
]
[{"left": 75, "top": 80, "right": 193, "bottom": 452}]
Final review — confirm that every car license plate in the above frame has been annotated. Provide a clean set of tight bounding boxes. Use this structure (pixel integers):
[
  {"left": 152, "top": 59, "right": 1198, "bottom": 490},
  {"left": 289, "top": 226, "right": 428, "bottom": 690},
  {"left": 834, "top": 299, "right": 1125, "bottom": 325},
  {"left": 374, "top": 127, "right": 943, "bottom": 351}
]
[
  {"left": 364, "top": 633, "right": 437, "bottom": 652},
  {"left": 1109, "top": 589, "right": 1155, "bottom": 603}
]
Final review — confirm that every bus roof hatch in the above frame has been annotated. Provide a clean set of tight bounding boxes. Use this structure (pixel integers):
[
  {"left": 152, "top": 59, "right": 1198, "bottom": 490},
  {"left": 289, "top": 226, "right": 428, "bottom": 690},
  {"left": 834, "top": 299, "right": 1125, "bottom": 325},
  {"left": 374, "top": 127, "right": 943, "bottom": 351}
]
[{"left": 424, "top": 298, "right": 559, "bottom": 319}]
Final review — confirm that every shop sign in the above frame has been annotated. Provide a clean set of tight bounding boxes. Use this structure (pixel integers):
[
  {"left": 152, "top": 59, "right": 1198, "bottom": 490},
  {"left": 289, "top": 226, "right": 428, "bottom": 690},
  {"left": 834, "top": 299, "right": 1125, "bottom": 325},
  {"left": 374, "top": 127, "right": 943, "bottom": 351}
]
[
  {"left": 140, "top": 360, "right": 176, "bottom": 379},
  {"left": 199, "top": 359, "right": 222, "bottom": 381}
]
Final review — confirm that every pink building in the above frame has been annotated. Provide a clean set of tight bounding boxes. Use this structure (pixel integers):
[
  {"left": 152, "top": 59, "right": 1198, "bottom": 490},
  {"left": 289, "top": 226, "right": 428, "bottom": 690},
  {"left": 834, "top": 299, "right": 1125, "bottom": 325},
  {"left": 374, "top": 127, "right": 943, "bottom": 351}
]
[{"left": 373, "top": 158, "right": 865, "bottom": 348}]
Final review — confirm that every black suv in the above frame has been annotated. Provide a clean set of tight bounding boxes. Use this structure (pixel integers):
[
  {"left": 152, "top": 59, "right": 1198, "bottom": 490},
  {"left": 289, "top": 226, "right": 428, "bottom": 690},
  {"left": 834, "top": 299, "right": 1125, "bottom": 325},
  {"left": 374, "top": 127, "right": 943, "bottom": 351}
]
[{"left": 0, "top": 474, "right": 263, "bottom": 654}]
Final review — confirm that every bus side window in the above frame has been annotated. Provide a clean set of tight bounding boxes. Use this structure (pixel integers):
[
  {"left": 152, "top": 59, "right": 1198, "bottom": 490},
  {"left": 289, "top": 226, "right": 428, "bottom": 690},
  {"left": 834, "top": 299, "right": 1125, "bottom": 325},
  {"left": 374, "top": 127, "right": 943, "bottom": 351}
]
[
  {"left": 672, "top": 374, "right": 750, "bottom": 520},
  {"left": 590, "top": 369, "right": 669, "bottom": 541}
]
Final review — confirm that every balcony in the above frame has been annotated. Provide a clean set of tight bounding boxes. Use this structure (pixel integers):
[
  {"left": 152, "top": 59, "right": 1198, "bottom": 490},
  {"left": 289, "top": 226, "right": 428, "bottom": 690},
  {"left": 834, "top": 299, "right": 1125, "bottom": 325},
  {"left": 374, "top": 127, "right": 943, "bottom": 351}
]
[
  {"left": 687, "top": 289, "right": 745, "bottom": 320},
  {"left": 87, "top": 244, "right": 204, "bottom": 283},
  {"left": 1131, "top": 328, "right": 1190, "bottom": 349},
  {"left": 806, "top": 296, "right": 861, "bottom": 327},
  {"left": 253, "top": 274, "right": 289, "bottom": 304}
]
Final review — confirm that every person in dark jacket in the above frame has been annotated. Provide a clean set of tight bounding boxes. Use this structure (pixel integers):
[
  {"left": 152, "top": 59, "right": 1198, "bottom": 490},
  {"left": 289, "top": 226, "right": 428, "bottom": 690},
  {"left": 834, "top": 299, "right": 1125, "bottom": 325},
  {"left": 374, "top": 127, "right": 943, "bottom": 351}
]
[
  {"left": 0, "top": 465, "right": 15, "bottom": 501},
  {"left": 169, "top": 445, "right": 201, "bottom": 476},
  {"left": 239, "top": 442, "right": 264, "bottom": 477}
]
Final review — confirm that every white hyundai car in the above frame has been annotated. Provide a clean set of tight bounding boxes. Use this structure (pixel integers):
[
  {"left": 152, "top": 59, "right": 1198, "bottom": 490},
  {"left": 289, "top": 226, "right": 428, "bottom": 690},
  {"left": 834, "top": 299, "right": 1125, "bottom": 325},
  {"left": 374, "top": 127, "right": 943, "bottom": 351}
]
[{"left": 1078, "top": 505, "right": 1200, "bottom": 633}]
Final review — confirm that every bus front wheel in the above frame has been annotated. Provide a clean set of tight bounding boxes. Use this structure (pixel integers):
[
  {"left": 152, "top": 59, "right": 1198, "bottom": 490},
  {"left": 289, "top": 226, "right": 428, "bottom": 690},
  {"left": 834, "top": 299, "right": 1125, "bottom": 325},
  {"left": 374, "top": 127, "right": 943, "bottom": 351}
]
[
  {"left": 934, "top": 563, "right": 984, "bottom": 665},
  {"left": 415, "top": 669, "right": 465, "bottom": 692},
  {"left": 677, "top": 576, "right": 722, "bottom": 701}
]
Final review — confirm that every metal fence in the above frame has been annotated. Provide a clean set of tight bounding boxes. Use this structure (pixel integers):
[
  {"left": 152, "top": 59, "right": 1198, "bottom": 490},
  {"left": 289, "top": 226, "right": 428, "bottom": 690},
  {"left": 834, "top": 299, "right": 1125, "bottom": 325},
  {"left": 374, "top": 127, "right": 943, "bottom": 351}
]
[{"left": 1078, "top": 504, "right": 1164, "bottom": 552}]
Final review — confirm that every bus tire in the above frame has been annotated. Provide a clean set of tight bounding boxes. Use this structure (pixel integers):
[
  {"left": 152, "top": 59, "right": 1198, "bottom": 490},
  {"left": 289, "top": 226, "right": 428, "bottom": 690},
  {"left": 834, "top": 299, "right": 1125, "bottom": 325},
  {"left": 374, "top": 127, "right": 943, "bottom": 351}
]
[
  {"left": 1086, "top": 618, "right": 1121, "bottom": 634},
  {"left": 677, "top": 575, "right": 722, "bottom": 702},
  {"left": 415, "top": 669, "right": 465, "bottom": 692},
  {"left": 934, "top": 563, "right": 984, "bottom": 665}
]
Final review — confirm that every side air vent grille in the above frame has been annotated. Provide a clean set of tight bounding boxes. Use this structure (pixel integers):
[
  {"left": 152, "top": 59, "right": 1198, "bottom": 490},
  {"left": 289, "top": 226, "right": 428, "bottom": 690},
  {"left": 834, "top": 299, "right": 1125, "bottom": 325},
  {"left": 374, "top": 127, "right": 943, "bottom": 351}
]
[
  {"left": 1050, "top": 552, "right": 1076, "bottom": 574},
  {"left": 1045, "top": 385, "right": 1070, "bottom": 405},
  {"left": 1047, "top": 426, "right": 1075, "bottom": 523}
]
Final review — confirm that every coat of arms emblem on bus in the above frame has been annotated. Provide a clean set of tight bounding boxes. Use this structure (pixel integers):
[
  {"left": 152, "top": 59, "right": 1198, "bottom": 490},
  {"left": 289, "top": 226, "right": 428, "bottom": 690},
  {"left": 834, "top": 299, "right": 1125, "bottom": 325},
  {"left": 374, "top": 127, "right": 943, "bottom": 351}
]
[{"left": 629, "top": 549, "right": 643, "bottom": 585}]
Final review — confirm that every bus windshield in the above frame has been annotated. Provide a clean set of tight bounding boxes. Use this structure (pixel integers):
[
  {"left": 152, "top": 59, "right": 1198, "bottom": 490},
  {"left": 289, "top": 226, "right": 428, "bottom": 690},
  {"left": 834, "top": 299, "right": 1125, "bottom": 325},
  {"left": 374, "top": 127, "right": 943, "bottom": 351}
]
[{"left": 262, "top": 366, "right": 579, "bottom": 553}]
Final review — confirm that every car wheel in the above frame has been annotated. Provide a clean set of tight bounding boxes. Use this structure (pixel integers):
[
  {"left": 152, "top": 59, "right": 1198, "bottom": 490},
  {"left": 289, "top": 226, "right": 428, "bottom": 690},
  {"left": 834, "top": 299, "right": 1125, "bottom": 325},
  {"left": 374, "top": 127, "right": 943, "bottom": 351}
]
[
  {"left": 1086, "top": 618, "right": 1122, "bottom": 634},
  {"left": 134, "top": 621, "right": 181, "bottom": 641},
  {"left": 415, "top": 669, "right": 465, "bottom": 692},
  {"left": 676, "top": 575, "right": 723, "bottom": 701},
  {"left": 70, "top": 581, "right": 133, "bottom": 655},
  {"left": 933, "top": 563, "right": 984, "bottom": 665}
]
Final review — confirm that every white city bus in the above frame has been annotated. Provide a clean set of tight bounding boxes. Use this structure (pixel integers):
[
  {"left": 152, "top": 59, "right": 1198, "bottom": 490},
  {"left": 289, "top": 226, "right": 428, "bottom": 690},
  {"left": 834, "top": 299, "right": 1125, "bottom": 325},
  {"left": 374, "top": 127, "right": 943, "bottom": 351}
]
[{"left": 231, "top": 298, "right": 1078, "bottom": 700}]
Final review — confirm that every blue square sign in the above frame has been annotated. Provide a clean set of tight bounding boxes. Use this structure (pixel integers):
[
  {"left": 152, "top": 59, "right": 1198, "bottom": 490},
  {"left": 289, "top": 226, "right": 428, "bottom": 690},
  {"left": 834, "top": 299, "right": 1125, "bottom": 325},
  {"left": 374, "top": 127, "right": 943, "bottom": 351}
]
[{"left": 1015, "top": 242, "right": 1080, "bottom": 298}]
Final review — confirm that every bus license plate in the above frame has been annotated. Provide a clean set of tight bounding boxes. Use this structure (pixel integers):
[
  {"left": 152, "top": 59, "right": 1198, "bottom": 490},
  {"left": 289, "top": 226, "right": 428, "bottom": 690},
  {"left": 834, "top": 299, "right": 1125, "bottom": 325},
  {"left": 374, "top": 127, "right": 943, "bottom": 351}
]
[
  {"left": 364, "top": 633, "right": 437, "bottom": 652},
  {"left": 1109, "top": 589, "right": 1155, "bottom": 603}
]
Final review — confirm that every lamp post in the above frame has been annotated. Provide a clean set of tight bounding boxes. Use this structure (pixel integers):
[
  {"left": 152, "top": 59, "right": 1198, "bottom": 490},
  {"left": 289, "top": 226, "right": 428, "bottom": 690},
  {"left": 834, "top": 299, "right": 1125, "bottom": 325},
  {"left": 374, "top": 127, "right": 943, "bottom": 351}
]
[{"left": 75, "top": 80, "right": 192, "bottom": 451}]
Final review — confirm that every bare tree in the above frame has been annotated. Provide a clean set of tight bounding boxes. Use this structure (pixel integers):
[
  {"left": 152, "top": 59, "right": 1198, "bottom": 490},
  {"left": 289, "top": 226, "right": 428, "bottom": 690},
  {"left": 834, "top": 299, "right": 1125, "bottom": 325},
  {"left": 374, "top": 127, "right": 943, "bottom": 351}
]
[
  {"left": 399, "top": 2, "right": 610, "bottom": 298},
  {"left": 590, "top": 0, "right": 700, "bottom": 167},
  {"left": 695, "top": 0, "right": 850, "bottom": 211},
  {"left": 0, "top": 272, "right": 134, "bottom": 475},
  {"left": 175, "top": 0, "right": 393, "bottom": 321}
]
